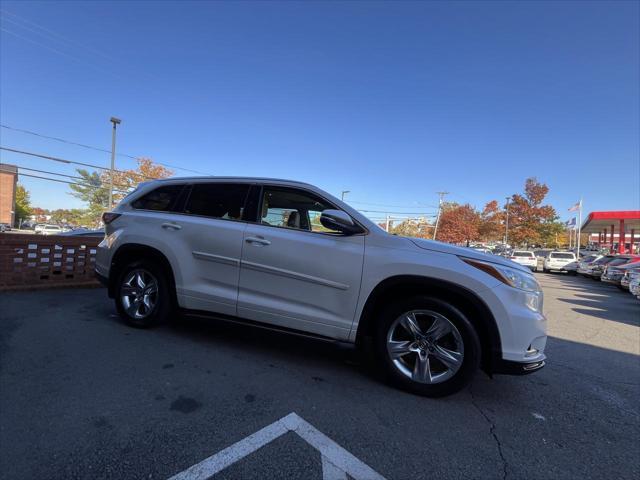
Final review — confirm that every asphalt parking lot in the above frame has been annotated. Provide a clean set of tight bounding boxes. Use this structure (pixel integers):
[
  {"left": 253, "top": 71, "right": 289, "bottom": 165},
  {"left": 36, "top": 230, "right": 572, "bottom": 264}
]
[{"left": 1, "top": 273, "right": 639, "bottom": 480}]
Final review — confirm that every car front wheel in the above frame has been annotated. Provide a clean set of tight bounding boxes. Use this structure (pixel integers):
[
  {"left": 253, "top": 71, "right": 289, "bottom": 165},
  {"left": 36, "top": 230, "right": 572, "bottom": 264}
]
[
  {"left": 115, "top": 261, "right": 171, "bottom": 328},
  {"left": 374, "top": 296, "right": 480, "bottom": 397}
]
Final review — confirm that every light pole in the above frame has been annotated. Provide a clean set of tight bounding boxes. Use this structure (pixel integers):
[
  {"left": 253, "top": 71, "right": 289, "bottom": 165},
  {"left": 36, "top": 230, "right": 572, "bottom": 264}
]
[
  {"left": 504, "top": 197, "right": 510, "bottom": 246},
  {"left": 108, "top": 117, "right": 121, "bottom": 209},
  {"left": 341, "top": 190, "right": 350, "bottom": 201},
  {"left": 432, "top": 191, "right": 448, "bottom": 240}
]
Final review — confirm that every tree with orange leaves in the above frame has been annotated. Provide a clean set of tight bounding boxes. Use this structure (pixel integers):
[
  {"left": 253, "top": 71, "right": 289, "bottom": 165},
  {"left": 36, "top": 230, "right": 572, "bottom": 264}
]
[
  {"left": 436, "top": 203, "right": 481, "bottom": 245},
  {"left": 507, "top": 178, "right": 558, "bottom": 247},
  {"left": 478, "top": 200, "right": 504, "bottom": 242}
]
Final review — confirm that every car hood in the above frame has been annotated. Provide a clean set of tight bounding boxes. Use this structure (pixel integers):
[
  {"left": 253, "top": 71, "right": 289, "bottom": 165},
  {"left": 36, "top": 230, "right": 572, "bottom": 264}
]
[{"left": 409, "top": 238, "right": 530, "bottom": 272}]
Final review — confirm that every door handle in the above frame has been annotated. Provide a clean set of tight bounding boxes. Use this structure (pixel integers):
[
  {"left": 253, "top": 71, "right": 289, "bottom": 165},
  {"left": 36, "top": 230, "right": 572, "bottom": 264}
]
[
  {"left": 245, "top": 236, "right": 271, "bottom": 246},
  {"left": 161, "top": 222, "right": 182, "bottom": 231}
]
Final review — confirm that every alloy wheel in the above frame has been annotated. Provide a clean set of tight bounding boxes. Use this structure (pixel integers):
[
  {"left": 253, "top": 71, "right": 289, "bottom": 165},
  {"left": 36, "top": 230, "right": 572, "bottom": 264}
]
[
  {"left": 120, "top": 269, "right": 159, "bottom": 319},
  {"left": 386, "top": 309, "right": 464, "bottom": 384}
]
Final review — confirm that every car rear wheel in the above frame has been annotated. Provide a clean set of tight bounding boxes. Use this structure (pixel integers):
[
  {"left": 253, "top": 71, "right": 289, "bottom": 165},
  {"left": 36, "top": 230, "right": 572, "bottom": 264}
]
[
  {"left": 374, "top": 296, "right": 480, "bottom": 397},
  {"left": 115, "top": 261, "right": 171, "bottom": 328}
]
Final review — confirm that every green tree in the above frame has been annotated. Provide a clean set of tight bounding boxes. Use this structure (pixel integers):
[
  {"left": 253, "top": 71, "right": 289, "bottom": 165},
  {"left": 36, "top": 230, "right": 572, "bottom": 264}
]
[{"left": 14, "top": 184, "right": 32, "bottom": 227}]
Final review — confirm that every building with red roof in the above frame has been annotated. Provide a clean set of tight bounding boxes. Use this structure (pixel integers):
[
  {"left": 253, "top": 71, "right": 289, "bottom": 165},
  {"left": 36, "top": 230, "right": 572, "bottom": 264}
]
[{"left": 581, "top": 211, "right": 640, "bottom": 254}]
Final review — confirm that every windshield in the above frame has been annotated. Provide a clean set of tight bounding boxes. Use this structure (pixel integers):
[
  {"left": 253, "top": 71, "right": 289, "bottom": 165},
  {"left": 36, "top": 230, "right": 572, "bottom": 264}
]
[{"left": 594, "top": 257, "right": 615, "bottom": 265}]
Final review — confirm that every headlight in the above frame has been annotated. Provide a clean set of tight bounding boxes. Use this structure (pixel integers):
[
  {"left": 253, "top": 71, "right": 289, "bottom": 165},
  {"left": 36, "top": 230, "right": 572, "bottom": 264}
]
[{"left": 461, "top": 258, "right": 541, "bottom": 293}]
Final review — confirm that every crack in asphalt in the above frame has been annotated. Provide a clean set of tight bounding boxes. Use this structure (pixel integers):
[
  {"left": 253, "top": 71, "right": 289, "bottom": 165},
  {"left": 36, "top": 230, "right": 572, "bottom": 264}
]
[{"left": 469, "top": 385, "right": 508, "bottom": 480}]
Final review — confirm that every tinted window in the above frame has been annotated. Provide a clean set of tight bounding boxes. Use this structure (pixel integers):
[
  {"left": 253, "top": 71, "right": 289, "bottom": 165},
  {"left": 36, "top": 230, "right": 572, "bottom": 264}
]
[
  {"left": 184, "top": 183, "right": 250, "bottom": 220},
  {"left": 513, "top": 251, "right": 534, "bottom": 257},
  {"left": 132, "top": 185, "right": 184, "bottom": 211},
  {"left": 608, "top": 258, "right": 631, "bottom": 267},
  {"left": 550, "top": 253, "right": 575, "bottom": 259},
  {"left": 260, "top": 187, "right": 342, "bottom": 233}
]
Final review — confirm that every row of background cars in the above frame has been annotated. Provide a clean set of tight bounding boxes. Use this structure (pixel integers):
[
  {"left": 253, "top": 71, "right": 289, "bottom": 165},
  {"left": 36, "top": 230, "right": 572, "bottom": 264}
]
[
  {"left": 471, "top": 245, "right": 579, "bottom": 274},
  {"left": 476, "top": 243, "right": 640, "bottom": 301},
  {"left": 0, "top": 223, "right": 104, "bottom": 237},
  {"left": 578, "top": 252, "right": 640, "bottom": 300}
]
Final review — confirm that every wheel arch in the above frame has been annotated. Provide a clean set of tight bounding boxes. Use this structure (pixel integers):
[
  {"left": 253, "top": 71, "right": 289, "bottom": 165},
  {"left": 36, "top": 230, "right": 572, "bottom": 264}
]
[
  {"left": 355, "top": 275, "right": 502, "bottom": 374},
  {"left": 108, "top": 243, "right": 177, "bottom": 305}
]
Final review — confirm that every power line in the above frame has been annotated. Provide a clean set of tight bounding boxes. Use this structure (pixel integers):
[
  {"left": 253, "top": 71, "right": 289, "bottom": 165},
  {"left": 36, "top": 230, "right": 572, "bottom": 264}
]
[
  {"left": 0, "top": 146, "right": 157, "bottom": 179},
  {"left": 0, "top": 26, "right": 121, "bottom": 79},
  {"left": 6, "top": 164, "right": 134, "bottom": 190},
  {"left": 0, "top": 124, "right": 211, "bottom": 175},
  {"left": 358, "top": 208, "right": 437, "bottom": 215},
  {"left": 15, "top": 172, "right": 130, "bottom": 194},
  {"left": 347, "top": 200, "right": 438, "bottom": 209},
  {"left": 0, "top": 8, "right": 115, "bottom": 62}
]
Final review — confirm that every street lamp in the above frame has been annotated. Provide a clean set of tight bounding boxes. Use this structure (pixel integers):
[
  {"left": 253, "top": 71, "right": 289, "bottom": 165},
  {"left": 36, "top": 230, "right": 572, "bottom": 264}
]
[
  {"left": 341, "top": 190, "right": 350, "bottom": 201},
  {"left": 108, "top": 117, "right": 121, "bottom": 209}
]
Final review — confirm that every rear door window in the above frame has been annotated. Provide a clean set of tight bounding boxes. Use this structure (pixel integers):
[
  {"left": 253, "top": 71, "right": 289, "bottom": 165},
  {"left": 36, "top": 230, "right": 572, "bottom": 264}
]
[
  {"left": 131, "top": 184, "right": 185, "bottom": 211},
  {"left": 184, "top": 183, "right": 250, "bottom": 220}
]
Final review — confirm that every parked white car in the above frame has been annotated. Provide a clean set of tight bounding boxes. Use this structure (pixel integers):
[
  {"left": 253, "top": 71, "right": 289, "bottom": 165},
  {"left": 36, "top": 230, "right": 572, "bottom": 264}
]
[
  {"left": 96, "top": 178, "right": 546, "bottom": 397},
  {"left": 543, "top": 251, "right": 577, "bottom": 274},
  {"left": 40, "top": 225, "right": 63, "bottom": 235},
  {"left": 509, "top": 251, "right": 537, "bottom": 272}
]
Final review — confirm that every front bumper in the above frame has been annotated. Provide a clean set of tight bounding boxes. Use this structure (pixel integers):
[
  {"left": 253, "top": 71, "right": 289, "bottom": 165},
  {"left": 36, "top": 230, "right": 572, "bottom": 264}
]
[
  {"left": 601, "top": 275, "right": 623, "bottom": 285},
  {"left": 492, "top": 358, "right": 546, "bottom": 375},
  {"left": 481, "top": 282, "right": 547, "bottom": 374}
]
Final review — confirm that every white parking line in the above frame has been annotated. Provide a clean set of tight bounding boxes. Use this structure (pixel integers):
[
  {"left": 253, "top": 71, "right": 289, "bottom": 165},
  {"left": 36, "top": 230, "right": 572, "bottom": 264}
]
[{"left": 168, "top": 412, "right": 386, "bottom": 480}]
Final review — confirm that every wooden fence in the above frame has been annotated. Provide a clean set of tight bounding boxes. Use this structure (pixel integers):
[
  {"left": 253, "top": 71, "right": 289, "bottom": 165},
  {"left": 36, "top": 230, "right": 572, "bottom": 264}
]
[{"left": 0, "top": 233, "right": 102, "bottom": 290}]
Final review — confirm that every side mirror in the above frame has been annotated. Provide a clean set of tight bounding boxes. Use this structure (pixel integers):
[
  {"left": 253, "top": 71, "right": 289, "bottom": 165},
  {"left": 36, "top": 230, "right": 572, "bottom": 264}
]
[{"left": 320, "top": 209, "right": 362, "bottom": 235}]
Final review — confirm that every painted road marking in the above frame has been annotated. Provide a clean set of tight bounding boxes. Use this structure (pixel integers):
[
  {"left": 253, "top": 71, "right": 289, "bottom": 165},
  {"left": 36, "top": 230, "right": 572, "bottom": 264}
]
[{"left": 168, "top": 412, "right": 387, "bottom": 480}]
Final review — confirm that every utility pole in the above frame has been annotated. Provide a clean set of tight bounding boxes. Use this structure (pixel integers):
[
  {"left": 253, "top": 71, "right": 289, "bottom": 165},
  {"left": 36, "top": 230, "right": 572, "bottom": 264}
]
[
  {"left": 108, "top": 117, "right": 121, "bottom": 209},
  {"left": 504, "top": 196, "right": 510, "bottom": 246},
  {"left": 385, "top": 214, "right": 390, "bottom": 233},
  {"left": 432, "top": 191, "right": 448, "bottom": 240},
  {"left": 341, "top": 190, "right": 350, "bottom": 201}
]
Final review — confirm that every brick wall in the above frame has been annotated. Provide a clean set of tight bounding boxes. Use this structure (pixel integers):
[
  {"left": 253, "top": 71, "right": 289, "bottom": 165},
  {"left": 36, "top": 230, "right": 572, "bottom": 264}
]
[
  {"left": 0, "top": 233, "right": 102, "bottom": 290},
  {"left": 0, "top": 164, "right": 18, "bottom": 226}
]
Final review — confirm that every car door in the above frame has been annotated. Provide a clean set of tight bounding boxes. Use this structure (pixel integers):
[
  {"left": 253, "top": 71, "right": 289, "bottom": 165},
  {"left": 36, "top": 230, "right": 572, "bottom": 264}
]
[
  {"left": 237, "top": 185, "right": 365, "bottom": 340},
  {"left": 165, "top": 182, "right": 251, "bottom": 316}
]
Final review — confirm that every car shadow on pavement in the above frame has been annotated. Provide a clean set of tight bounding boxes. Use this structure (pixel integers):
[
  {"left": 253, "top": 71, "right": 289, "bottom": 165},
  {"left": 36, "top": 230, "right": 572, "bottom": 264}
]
[
  {"left": 166, "top": 311, "right": 369, "bottom": 372},
  {"left": 550, "top": 277, "right": 639, "bottom": 327}
]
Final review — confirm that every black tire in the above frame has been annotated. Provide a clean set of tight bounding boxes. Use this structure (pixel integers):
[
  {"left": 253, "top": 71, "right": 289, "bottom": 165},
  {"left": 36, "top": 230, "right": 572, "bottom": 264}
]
[
  {"left": 115, "top": 260, "right": 172, "bottom": 328},
  {"left": 543, "top": 268, "right": 549, "bottom": 273},
  {"left": 373, "top": 296, "right": 481, "bottom": 397},
  {"left": 531, "top": 267, "right": 537, "bottom": 272}
]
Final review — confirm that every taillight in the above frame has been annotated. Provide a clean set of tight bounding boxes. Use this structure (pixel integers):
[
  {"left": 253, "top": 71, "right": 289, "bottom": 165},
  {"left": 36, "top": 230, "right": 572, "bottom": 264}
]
[{"left": 102, "top": 212, "right": 121, "bottom": 224}]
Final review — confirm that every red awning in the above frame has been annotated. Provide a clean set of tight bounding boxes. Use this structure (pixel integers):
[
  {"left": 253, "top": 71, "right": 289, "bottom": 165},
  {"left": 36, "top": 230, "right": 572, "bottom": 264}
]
[{"left": 581, "top": 211, "right": 640, "bottom": 233}]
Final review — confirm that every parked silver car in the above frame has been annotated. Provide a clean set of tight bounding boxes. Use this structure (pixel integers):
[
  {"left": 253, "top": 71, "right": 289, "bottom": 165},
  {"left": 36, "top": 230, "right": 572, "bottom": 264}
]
[{"left": 96, "top": 177, "right": 547, "bottom": 397}]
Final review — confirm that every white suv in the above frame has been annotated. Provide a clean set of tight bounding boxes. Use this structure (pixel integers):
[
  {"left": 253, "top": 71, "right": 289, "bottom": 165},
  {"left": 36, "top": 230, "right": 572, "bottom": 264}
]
[
  {"left": 96, "top": 178, "right": 546, "bottom": 397},
  {"left": 543, "top": 251, "right": 577, "bottom": 274},
  {"left": 509, "top": 251, "right": 537, "bottom": 271}
]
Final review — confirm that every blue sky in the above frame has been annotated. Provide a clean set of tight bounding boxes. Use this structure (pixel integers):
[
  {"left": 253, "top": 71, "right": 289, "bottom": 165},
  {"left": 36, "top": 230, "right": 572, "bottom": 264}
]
[{"left": 1, "top": 0, "right": 638, "bottom": 224}]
